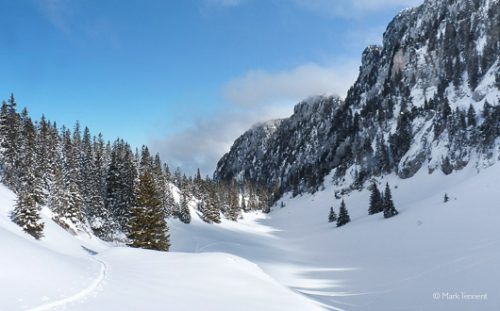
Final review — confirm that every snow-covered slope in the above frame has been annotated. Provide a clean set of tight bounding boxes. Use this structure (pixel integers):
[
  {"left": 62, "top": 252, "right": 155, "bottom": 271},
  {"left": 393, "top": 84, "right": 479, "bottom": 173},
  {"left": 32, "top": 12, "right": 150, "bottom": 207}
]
[
  {"left": 175, "top": 162, "right": 500, "bottom": 310},
  {"left": 0, "top": 185, "right": 322, "bottom": 311},
  {"left": 2, "top": 161, "right": 500, "bottom": 310},
  {"left": 0, "top": 185, "right": 107, "bottom": 311}
]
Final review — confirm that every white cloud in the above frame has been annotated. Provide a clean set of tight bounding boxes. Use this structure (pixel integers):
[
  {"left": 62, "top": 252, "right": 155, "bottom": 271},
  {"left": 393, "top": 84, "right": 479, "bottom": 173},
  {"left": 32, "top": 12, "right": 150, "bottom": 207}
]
[
  {"left": 223, "top": 62, "right": 358, "bottom": 107},
  {"left": 150, "top": 103, "right": 296, "bottom": 176},
  {"left": 150, "top": 61, "right": 359, "bottom": 175},
  {"left": 293, "top": 0, "right": 424, "bottom": 18}
]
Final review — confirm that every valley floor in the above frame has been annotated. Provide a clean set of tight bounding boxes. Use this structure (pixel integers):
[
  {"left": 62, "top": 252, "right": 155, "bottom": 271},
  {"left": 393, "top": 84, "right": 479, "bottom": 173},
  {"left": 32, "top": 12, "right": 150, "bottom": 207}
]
[{"left": 1, "top": 163, "right": 499, "bottom": 310}]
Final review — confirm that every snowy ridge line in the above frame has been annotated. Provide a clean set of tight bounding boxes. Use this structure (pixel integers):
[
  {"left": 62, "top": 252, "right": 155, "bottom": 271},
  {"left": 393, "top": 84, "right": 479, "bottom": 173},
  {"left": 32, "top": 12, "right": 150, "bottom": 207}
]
[{"left": 28, "top": 257, "right": 106, "bottom": 311}]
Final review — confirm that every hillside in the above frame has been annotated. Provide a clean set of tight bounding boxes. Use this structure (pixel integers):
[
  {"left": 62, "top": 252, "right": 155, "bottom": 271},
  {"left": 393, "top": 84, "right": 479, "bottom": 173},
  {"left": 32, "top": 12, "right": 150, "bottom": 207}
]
[
  {"left": 0, "top": 184, "right": 322, "bottom": 311},
  {"left": 2, "top": 161, "right": 499, "bottom": 310},
  {"left": 2, "top": 0, "right": 500, "bottom": 310},
  {"left": 215, "top": 0, "right": 500, "bottom": 196}
]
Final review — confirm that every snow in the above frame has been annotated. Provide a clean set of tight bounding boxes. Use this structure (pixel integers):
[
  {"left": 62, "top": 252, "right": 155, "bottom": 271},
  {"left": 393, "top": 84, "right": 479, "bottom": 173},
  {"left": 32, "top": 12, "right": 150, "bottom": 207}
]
[
  {"left": 0, "top": 185, "right": 321, "bottom": 311},
  {"left": 2, "top": 162, "right": 500, "bottom": 310},
  {"left": 0, "top": 185, "right": 104, "bottom": 311},
  {"left": 66, "top": 249, "right": 320, "bottom": 311},
  {"left": 172, "top": 163, "right": 500, "bottom": 310}
]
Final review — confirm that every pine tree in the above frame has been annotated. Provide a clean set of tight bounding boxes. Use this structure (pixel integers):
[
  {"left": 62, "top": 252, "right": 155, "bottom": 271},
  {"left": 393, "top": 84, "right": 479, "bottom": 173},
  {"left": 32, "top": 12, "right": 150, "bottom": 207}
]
[
  {"left": 80, "top": 127, "right": 95, "bottom": 219},
  {"left": 12, "top": 189, "right": 44, "bottom": 239},
  {"left": 247, "top": 184, "right": 258, "bottom": 210},
  {"left": 375, "top": 135, "right": 391, "bottom": 174},
  {"left": 1, "top": 94, "right": 21, "bottom": 191},
  {"left": 225, "top": 180, "right": 240, "bottom": 221},
  {"left": 18, "top": 109, "right": 45, "bottom": 206},
  {"left": 389, "top": 105, "right": 412, "bottom": 163},
  {"left": 50, "top": 158, "right": 74, "bottom": 229},
  {"left": 35, "top": 115, "right": 53, "bottom": 203},
  {"left": 11, "top": 111, "right": 45, "bottom": 240},
  {"left": 61, "top": 127, "right": 83, "bottom": 226},
  {"left": 163, "top": 182, "right": 175, "bottom": 218},
  {"left": 467, "top": 104, "right": 477, "bottom": 127},
  {"left": 328, "top": 207, "right": 337, "bottom": 223},
  {"left": 177, "top": 191, "right": 191, "bottom": 224},
  {"left": 105, "top": 140, "right": 136, "bottom": 231},
  {"left": 202, "top": 185, "right": 221, "bottom": 224},
  {"left": 64, "top": 180, "right": 83, "bottom": 226},
  {"left": 173, "top": 167, "right": 183, "bottom": 189},
  {"left": 193, "top": 168, "right": 203, "bottom": 199},
  {"left": 368, "top": 183, "right": 384, "bottom": 215},
  {"left": 85, "top": 133, "right": 118, "bottom": 240},
  {"left": 128, "top": 170, "right": 170, "bottom": 251},
  {"left": 152, "top": 153, "right": 167, "bottom": 214},
  {"left": 336, "top": 200, "right": 350, "bottom": 227},
  {"left": 258, "top": 186, "right": 271, "bottom": 213},
  {"left": 444, "top": 193, "right": 449, "bottom": 203},
  {"left": 467, "top": 46, "right": 480, "bottom": 90},
  {"left": 383, "top": 183, "right": 398, "bottom": 219}
]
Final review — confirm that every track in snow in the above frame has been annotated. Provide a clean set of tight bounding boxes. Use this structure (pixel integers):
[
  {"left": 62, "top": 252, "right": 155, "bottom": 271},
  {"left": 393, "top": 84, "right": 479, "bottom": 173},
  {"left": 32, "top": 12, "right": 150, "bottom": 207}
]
[{"left": 28, "top": 257, "right": 106, "bottom": 311}]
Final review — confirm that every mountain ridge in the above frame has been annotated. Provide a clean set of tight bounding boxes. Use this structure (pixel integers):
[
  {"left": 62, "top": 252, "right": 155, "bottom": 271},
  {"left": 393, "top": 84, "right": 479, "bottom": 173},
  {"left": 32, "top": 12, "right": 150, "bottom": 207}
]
[{"left": 214, "top": 0, "right": 500, "bottom": 197}]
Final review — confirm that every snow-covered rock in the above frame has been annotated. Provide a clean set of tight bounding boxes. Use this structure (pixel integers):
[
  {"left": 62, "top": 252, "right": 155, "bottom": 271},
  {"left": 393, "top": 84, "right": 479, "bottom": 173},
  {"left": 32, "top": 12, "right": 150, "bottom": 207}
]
[{"left": 215, "top": 0, "right": 500, "bottom": 196}]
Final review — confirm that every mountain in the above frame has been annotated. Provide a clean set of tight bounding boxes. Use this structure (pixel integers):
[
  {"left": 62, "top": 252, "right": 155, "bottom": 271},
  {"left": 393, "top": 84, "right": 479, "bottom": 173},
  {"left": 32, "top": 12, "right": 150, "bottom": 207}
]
[
  {"left": 215, "top": 96, "right": 347, "bottom": 195},
  {"left": 216, "top": 119, "right": 283, "bottom": 181},
  {"left": 215, "top": 0, "right": 500, "bottom": 196}
]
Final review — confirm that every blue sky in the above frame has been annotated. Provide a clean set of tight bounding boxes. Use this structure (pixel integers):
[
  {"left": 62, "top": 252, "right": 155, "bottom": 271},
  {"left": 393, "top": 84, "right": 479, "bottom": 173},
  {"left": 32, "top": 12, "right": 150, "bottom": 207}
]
[{"left": 0, "top": 0, "right": 422, "bottom": 175}]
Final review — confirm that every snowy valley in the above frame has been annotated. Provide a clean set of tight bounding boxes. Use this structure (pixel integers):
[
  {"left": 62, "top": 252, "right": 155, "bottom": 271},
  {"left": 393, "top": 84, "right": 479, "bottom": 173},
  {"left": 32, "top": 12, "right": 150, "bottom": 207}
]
[
  {"left": 2, "top": 0, "right": 500, "bottom": 310},
  {"left": 2, "top": 161, "right": 500, "bottom": 310}
]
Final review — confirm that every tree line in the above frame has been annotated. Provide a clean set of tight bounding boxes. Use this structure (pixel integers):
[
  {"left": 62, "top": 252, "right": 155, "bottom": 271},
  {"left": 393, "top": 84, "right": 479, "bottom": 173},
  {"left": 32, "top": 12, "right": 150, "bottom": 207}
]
[{"left": 1, "top": 94, "right": 271, "bottom": 250}]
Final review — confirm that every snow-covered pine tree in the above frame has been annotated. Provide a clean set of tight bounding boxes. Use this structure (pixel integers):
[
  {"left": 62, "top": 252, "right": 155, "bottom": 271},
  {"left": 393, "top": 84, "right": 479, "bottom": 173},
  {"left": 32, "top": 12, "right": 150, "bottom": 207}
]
[
  {"left": 11, "top": 109, "right": 45, "bottom": 238},
  {"left": 173, "top": 167, "right": 182, "bottom": 189},
  {"left": 328, "top": 207, "right": 337, "bottom": 223},
  {"left": 49, "top": 156, "right": 72, "bottom": 226},
  {"left": 383, "top": 183, "right": 398, "bottom": 219},
  {"left": 225, "top": 180, "right": 240, "bottom": 221},
  {"left": 258, "top": 185, "right": 271, "bottom": 213},
  {"left": 0, "top": 94, "right": 21, "bottom": 192},
  {"left": 81, "top": 129, "right": 118, "bottom": 239},
  {"left": 368, "top": 183, "right": 383, "bottom": 215},
  {"left": 80, "top": 127, "right": 95, "bottom": 220},
  {"left": 18, "top": 108, "right": 45, "bottom": 206},
  {"left": 467, "top": 104, "right": 477, "bottom": 127},
  {"left": 65, "top": 179, "right": 84, "bottom": 226},
  {"left": 35, "top": 115, "right": 53, "bottom": 203},
  {"left": 93, "top": 133, "right": 108, "bottom": 200},
  {"left": 247, "top": 183, "right": 258, "bottom": 210},
  {"left": 152, "top": 153, "right": 166, "bottom": 213},
  {"left": 177, "top": 190, "right": 191, "bottom": 224},
  {"left": 444, "top": 193, "right": 449, "bottom": 203},
  {"left": 61, "top": 127, "right": 83, "bottom": 226},
  {"left": 139, "top": 145, "right": 152, "bottom": 172},
  {"left": 202, "top": 183, "right": 221, "bottom": 224},
  {"left": 193, "top": 168, "right": 203, "bottom": 199},
  {"left": 105, "top": 140, "right": 136, "bottom": 232},
  {"left": 389, "top": 103, "right": 412, "bottom": 163},
  {"left": 12, "top": 188, "right": 44, "bottom": 239},
  {"left": 128, "top": 169, "right": 170, "bottom": 251},
  {"left": 336, "top": 200, "right": 350, "bottom": 227},
  {"left": 163, "top": 181, "right": 175, "bottom": 218},
  {"left": 375, "top": 135, "right": 391, "bottom": 174},
  {"left": 466, "top": 46, "right": 480, "bottom": 90}
]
